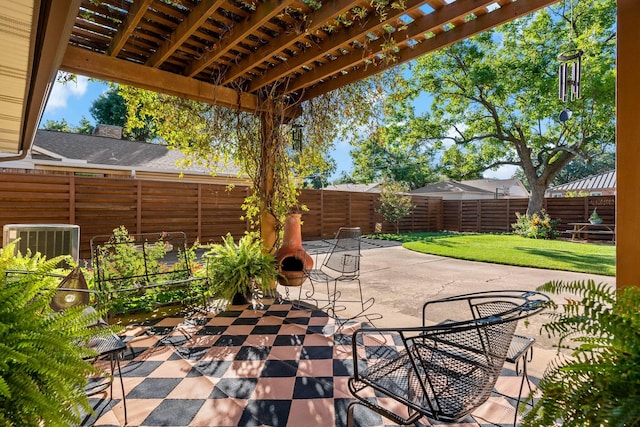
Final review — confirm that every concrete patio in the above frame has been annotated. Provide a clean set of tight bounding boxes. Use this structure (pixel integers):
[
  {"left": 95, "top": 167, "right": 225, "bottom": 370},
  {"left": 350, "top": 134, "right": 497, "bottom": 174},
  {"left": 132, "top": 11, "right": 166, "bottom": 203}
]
[
  {"left": 292, "top": 238, "right": 615, "bottom": 379},
  {"left": 85, "top": 239, "right": 614, "bottom": 426}
]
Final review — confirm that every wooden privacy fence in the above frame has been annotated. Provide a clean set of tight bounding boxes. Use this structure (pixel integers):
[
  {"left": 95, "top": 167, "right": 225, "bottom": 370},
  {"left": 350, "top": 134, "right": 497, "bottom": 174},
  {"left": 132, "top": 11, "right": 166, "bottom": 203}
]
[
  {"left": 0, "top": 172, "right": 616, "bottom": 260},
  {"left": 443, "top": 196, "right": 616, "bottom": 235},
  {"left": 0, "top": 173, "right": 441, "bottom": 260}
]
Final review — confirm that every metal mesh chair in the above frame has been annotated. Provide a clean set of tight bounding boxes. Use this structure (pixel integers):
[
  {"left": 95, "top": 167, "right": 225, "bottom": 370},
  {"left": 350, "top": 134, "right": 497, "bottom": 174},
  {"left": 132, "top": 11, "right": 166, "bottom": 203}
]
[
  {"left": 347, "top": 290, "right": 549, "bottom": 426},
  {"left": 304, "top": 227, "right": 381, "bottom": 324},
  {"left": 51, "top": 268, "right": 128, "bottom": 425}
]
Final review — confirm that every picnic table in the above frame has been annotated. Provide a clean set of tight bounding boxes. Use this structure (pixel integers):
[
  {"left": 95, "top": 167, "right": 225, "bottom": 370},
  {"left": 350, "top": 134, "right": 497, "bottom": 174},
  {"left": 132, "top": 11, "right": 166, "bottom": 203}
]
[{"left": 566, "top": 222, "right": 616, "bottom": 242}]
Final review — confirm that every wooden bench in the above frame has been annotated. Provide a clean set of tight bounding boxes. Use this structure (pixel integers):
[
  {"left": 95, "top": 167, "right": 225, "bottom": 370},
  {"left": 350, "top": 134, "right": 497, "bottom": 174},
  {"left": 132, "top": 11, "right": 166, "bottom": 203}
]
[
  {"left": 91, "top": 231, "right": 209, "bottom": 318},
  {"left": 565, "top": 222, "right": 616, "bottom": 242}
]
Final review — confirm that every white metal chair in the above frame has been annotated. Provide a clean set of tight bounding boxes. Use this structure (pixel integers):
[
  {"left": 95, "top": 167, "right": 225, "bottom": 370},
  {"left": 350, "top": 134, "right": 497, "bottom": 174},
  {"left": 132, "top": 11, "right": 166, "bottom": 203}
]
[{"left": 304, "top": 227, "right": 381, "bottom": 326}]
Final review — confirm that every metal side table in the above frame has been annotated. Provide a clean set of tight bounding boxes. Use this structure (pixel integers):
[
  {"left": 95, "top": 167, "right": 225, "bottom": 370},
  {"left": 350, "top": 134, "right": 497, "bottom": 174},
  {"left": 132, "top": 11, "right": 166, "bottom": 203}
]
[
  {"left": 85, "top": 333, "right": 128, "bottom": 425},
  {"left": 503, "top": 334, "right": 536, "bottom": 427}
]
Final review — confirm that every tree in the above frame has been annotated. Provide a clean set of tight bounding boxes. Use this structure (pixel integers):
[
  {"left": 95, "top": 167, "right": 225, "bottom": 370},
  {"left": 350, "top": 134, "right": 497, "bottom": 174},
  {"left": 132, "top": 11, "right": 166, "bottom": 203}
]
[
  {"left": 392, "top": 0, "right": 615, "bottom": 215},
  {"left": 378, "top": 181, "right": 413, "bottom": 233},
  {"left": 90, "top": 86, "right": 155, "bottom": 141},
  {"left": 350, "top": 100, "right": 439, "bottom": 190},
  {"left": 40, "top": 118, "right": 71, "bottom": 132},
  {"left": 551, "top": 151, "right": 615, "bottom": 185},
  {"left": 75, "top": 116, "right": 94, "bottom": 135},
  {"left": 40, "top": 117, "right": 94, "bottom": 134},
  {"left": 301, "top": 160, "right": 336, "bottom": 189},
  {"left": 332, "top": 171, "right": 358, "bottom": 185}
]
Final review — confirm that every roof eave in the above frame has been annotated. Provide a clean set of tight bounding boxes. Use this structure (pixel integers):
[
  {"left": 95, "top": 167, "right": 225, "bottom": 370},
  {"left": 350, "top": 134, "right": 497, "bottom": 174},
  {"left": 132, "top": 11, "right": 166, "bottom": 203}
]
[{"left": 0, "top": 0, "right": 81, "bottom": 162}]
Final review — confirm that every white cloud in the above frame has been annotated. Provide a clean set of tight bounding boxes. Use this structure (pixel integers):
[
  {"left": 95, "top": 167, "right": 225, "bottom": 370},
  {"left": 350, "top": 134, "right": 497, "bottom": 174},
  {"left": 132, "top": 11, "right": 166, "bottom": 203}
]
[
  {"left": 483, "top": 164, "right": 518, "bottom": 179},
  {"left": 46, "top": 75, "right": 89, "bottom": 109}
]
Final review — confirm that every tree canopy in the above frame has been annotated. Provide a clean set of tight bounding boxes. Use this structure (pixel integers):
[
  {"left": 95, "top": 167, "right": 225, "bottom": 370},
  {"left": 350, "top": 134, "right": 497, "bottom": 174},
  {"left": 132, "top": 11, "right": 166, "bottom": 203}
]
[
  {"left": 349, "top": 100, "right": 439, "bottom": 190},
  {"left": 388, "top": 0, "right": 615, "bottom": 214},
  {"left": 90, "top": 87, "right": 155, "bottom": 141},
  {"left": 40, "top": 117, "right": 94, "bottom": 135}
]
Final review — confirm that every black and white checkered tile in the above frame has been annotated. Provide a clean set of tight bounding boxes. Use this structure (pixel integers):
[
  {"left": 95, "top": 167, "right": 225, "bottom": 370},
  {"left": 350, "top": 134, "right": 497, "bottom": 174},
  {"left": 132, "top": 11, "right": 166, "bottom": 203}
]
[{"left": 84, "top": 303, "right": 532, "bottom": 427}]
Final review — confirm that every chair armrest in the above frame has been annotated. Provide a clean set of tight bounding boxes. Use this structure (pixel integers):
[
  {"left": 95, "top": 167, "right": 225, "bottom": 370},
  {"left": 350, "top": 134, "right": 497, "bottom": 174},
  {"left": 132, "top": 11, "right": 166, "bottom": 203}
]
[{"left": 421, "top": 290, "right": 550, "bottom": 327}]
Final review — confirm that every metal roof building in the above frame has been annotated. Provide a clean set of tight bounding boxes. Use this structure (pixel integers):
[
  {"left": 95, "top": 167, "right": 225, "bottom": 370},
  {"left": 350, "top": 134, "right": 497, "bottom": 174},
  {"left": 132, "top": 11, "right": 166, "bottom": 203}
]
[{"left": 546, "top": 170, "right": 616, "bottom": 197}]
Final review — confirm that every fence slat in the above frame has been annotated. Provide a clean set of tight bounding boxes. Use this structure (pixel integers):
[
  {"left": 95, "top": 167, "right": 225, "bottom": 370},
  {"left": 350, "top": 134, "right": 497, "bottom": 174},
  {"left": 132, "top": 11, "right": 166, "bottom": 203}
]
[{"left": 0, "top": 172, "right": 615, "bottom": 260}]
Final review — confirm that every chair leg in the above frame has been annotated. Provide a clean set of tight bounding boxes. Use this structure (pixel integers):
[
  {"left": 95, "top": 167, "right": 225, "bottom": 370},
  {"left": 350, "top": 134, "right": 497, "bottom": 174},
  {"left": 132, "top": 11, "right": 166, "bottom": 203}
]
[
  {"left": 96, "top": 350, "right": 128, "bottom": 425},
  {"left": 114, "top": 352, "right": 128, "bottom": 425},
  {"left": 347, "top": 401, "right": 362, "bottom": 427}
]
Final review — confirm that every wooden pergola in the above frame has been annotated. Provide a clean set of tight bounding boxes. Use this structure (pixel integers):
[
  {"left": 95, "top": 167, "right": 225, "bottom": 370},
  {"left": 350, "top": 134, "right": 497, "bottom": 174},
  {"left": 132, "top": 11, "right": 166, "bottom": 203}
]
[{"left": 2, "top": 0, "right": 639, "bottom": 289}]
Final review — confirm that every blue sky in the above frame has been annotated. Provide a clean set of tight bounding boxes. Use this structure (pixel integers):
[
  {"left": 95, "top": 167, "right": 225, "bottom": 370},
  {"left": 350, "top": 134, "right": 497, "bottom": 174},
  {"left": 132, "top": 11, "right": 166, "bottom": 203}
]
[{"left": 40, "top": 75, "right": 514, "bottom": 181}]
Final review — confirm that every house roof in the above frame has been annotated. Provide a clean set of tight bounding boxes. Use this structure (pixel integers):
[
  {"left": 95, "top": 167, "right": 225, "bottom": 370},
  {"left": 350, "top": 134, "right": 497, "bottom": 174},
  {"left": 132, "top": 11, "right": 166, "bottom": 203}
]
[
  {"left": 547, "top": 170, "right": 616, "bottom": 192},
  {"left": 322, "top": 183, "right": 382, "bottom": 193},
  {"left": 410, "top": 178, "right": 529, "bottom": 198},
  {"left": 30, "top": 130, "right": 240, "bottom": 177},
  {"left": 460, "top": 178, "right": 529, "bottom": 197},
  {"left": 410, "top": 180, "right": 495, "bottom": 195}
]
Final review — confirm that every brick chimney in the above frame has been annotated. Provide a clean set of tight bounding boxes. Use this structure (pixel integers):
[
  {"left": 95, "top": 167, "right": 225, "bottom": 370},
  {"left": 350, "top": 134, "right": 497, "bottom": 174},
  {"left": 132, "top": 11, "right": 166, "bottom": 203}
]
[{"left": 93, "top": 124, "right": 123, "bottom": 139}]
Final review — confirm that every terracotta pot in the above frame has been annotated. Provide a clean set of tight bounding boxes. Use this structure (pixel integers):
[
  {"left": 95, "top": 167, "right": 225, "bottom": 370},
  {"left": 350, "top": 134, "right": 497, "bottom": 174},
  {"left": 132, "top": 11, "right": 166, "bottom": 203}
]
[{"left": 275, "top": 213, "right": 313, "bottom": 286}]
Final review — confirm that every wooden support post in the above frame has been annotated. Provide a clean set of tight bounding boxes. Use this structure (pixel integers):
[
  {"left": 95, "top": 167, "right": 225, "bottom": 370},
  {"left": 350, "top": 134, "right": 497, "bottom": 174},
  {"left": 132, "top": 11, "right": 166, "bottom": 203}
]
[
  {"left": 258, "top": 100, "right": 279, "bottom": 254},
  {"left": 616, "top": 0, "right": 640, "bottom": 289},
  {"left": 136, "top": 180, "right": 142, "bottom": 234},
  {"left": 69, "top": 175, "right": 76, "bottom": 224}
]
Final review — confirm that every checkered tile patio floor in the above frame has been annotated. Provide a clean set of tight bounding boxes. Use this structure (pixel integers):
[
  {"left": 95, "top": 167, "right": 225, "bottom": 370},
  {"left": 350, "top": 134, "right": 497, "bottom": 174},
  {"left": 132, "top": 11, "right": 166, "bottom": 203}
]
[{"left": 83, "top": 301, "right": 536, "bottom": 426}]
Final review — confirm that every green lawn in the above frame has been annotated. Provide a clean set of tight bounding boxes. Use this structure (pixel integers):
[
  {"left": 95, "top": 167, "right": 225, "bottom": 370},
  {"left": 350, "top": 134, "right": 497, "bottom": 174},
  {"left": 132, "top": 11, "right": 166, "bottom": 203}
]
[{"left": 370, "top": 232, "right": 615, "bottom": 276}]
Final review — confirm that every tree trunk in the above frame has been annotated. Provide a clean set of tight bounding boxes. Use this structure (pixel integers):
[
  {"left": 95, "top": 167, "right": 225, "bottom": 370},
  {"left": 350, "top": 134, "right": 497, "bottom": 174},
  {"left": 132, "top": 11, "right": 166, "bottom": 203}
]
[{"left": 527, "top": 183, "right": 547, "bottom": 216}]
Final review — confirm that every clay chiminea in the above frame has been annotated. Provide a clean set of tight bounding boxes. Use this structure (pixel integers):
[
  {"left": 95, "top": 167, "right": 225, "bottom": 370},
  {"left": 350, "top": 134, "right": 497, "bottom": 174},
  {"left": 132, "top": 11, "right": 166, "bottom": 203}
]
[{"left": 275, "top": 213, "right": 313, "bottom": 286}]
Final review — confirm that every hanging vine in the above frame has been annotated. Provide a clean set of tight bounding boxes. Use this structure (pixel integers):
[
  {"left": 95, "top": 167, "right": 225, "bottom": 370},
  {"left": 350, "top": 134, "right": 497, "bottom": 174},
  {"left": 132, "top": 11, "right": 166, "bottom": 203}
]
[{"left": 119, "top": 72, "right": 390, "bottom": 246}]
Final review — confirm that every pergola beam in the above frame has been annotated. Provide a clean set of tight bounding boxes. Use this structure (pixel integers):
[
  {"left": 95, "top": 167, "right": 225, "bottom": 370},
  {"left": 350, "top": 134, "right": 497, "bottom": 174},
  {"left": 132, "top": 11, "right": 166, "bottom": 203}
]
[
  {"left": 186, "top": 0, "right": 298, "bottom": 78},
  {"left": 247, "top": 0, "right": 428, "bottom": 92},
  {"left": 221, "top": 0, "right": 358, "bottom": 85},
  {"left": 301, "top": 0, "right": 560, "bottom": 101},
  {"left": 146, "top": 0, "right": 227, "bottom": 68},
  {"left": 288, "top": 0, "right": 499, "bottom": 94},
  {"left": 107, "top": 0, "right": 153, "bottom": 57},
  {"left": 62, "top": 46, "right": 259, "bottom": 112}
]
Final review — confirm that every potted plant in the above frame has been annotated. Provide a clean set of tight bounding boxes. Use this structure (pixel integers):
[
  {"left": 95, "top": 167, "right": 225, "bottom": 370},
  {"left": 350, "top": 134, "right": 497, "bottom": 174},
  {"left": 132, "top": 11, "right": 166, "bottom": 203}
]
[
  {"left": 205, "top": 233, "right": 279, "bottom": 304},
  {"left": 523, "top": 280, "right": 640, "bottom": 426},
  {"left": 589, "top": 208, "right": 603, "bottom": 224}
]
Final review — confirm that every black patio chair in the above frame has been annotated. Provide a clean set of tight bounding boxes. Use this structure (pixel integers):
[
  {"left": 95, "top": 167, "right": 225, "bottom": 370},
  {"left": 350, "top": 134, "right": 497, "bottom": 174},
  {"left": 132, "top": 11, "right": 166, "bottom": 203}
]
[
  {"left": 347, "top": 290, "right": 549, "bottom": 426},
  {"left": 304, "top": 227, "right": 381, "bottom": 325},
  {"left": 51, "top": 268, "right": 128, "bottom": 425}
]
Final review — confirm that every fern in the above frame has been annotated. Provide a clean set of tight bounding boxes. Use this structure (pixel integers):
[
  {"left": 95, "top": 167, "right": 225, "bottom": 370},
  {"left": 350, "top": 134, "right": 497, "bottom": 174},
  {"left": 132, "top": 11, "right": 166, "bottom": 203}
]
[
  {"left": 206, "top": 232, "right": 278, "bottom": 302},
  {"left": 0, "top": 241, "right": 115, "bottom": 426},
  {"left": 524, "top": 280, "right": 640, "bottom": 427}
]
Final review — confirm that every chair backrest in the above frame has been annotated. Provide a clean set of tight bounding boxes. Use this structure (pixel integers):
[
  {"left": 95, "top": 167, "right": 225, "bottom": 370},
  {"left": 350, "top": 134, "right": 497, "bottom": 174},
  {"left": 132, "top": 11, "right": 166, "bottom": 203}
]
[
  {"left": 322, "top": 227, "right": 361, "bottom": 276},
  {"left": 408, "top": 310, "right": 519, "bottom": 422}
]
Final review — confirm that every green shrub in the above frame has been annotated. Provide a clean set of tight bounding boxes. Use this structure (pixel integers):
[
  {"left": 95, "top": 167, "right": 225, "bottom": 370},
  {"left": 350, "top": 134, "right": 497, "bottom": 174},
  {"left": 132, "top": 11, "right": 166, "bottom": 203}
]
[
  {"left": 524, "top": 280, "right": 640, "bottom": 426},
  {"left": 512, "top": 209, "right": 560, "bottom": 239},
  {"left": 0, "top": 241, "right": 112, "bottom": 426},
  {"left": 91, "top": 226, "right": 205, "bottom": 315}
]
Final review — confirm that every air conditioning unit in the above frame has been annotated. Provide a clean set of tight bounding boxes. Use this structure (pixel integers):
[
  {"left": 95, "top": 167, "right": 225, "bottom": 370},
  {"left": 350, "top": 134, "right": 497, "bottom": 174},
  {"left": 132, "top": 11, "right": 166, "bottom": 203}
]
[{"left": 2, "top": 224, "right": 80, "bottom": 263}]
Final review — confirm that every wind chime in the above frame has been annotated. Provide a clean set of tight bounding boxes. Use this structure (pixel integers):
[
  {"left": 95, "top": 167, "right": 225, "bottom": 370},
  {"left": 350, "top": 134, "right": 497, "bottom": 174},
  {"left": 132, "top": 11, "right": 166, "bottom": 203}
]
[{"left": 558, "top": 49, "right": 583, "bottom": 102}]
